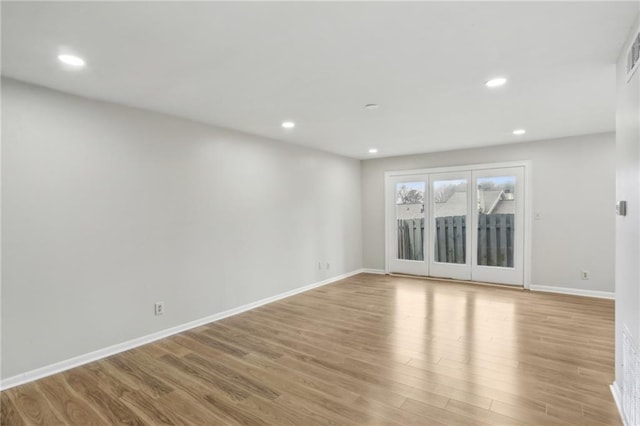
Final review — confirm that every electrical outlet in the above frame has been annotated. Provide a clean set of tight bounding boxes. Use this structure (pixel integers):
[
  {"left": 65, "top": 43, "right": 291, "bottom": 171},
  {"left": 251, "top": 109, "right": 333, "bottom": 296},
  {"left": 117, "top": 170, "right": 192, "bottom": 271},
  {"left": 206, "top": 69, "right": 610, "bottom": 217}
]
[
  {"left": 326, "top": 262, "right": 330, "bottom": 270},
  {"left": 581, "top": 271, "right": 589, "bottom": 280},
  {"left": 154, "top": 302, "right": 164, "bottom": 316}
]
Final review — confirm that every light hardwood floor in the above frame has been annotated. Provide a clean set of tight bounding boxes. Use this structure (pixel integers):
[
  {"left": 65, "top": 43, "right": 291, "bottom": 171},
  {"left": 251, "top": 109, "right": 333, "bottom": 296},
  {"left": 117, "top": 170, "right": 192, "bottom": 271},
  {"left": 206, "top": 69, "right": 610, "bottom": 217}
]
[{"left": 1, "top": 273, "right": 621, "bottom": 425}]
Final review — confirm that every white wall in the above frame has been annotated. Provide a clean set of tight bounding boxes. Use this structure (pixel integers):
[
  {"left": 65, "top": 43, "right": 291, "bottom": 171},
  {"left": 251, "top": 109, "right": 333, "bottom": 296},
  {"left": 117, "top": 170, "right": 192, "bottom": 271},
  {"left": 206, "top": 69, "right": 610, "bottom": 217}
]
[
  {"left": 361, "top": 133, "right": 616, "bottom": 293},
  {"left": 614, "top": 10, "right": 640, "bottom": 423},
  {"left": 0, "top": 78, "right": 362, "bottom": 380}
]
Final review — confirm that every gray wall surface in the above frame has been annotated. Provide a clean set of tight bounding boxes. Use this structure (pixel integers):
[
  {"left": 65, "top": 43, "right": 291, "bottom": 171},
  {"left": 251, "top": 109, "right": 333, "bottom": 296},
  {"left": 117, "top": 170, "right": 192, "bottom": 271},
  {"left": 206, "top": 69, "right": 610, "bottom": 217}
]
[
  {"left": 361, "top": 133, "right": 615, "bottom": 293},
  {"left": 1, "top": 78, "right": 363, "bottom": 379},
  {"left": 615, "top": 10, "right": 640, "bottom": 400}
]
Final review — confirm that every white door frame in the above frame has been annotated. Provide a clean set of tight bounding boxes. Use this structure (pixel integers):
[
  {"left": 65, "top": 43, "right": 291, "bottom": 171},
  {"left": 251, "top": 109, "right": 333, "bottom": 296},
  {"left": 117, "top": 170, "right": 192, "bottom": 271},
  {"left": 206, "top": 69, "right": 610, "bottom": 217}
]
[{"left": 385, "top": 160, "right": 532, "bottom": 289}]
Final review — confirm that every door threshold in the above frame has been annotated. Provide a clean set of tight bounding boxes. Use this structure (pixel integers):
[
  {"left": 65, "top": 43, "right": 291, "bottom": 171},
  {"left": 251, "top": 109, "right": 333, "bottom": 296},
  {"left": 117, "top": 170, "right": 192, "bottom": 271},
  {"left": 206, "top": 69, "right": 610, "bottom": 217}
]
[{"left": 388, "top": 273, "right": 524, "bottom": 290}]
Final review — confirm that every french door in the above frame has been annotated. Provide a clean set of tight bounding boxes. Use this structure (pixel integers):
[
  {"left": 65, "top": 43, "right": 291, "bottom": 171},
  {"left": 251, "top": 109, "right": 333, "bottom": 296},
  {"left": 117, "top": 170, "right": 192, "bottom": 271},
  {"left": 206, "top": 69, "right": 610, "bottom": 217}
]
[
  {"left": 471, "top": 167, "right": 524, "bottom": 285},
  {"left": 429, "top": 171, "right": 472, "bottom": 281},
  {"left": 387, "top": 175, "right": 428, "bottom": 276},
  {"left": 386, "top": 164, "right": 527, "bottom": 286}
]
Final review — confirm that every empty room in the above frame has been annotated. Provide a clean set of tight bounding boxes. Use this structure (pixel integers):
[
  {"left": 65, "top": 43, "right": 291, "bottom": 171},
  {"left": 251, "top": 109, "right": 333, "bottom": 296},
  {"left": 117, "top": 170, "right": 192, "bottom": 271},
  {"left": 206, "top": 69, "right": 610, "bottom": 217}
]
[{"left": 2, "top": 1, "right": 640, "bottom": 425}]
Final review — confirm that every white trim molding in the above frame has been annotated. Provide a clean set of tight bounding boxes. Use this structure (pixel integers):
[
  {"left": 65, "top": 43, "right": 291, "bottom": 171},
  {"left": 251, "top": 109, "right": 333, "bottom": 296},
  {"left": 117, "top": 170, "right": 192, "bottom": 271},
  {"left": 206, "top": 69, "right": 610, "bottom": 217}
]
[
  {"left": 0, "top": 269, "right": 365, "bottom": 391},
  {"left": 360, "top": 268, "right": 386, "bottom": 275},
  {"left": 611, "top": 382, "right": 627, "bottom": 426},
  {"left": 383, "top": 160, "right": 533, "bottom": 178},
  {"left": 530, "top": 284, "right": 615, "bottom": 300}
]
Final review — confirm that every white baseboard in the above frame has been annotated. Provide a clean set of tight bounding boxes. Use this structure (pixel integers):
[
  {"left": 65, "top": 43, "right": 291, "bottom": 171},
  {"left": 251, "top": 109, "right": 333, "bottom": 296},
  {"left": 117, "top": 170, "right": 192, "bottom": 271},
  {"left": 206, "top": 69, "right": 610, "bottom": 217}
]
[
  {"left": 530, "top": 284, "right": 614, "bottom": 300},
  {"left": 360, "top": 268, "right": 385, "bottom": 275},
  {"left": 0, "top": 269, "right": 364, "bottom": 391},
  {"left": 610, "top": 381, "right": 627, "bottom": 425}
]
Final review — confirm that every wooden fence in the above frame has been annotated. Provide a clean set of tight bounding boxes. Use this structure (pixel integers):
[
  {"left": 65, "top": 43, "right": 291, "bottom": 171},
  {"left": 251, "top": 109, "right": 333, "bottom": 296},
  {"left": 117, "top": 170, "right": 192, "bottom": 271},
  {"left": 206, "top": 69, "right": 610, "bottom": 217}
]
[
  {"left": 434, "top": 216, "right": 466, "bottom": 264},
  {"left": 477, "top": 213, "right": 514, "bottom": 267},
  {"left": 397, "top": 218, "right": 425, "bottom": 261},
  {"left": 397, "top": 214, "right": 514, "bottom": 266}
]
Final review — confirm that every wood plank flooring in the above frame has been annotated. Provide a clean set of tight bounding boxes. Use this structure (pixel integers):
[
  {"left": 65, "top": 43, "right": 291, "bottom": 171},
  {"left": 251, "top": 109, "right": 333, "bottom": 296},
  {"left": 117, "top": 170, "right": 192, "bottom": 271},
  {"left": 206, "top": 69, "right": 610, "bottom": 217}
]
[{"left": 1, "top": 273, "right": 621, "bottom": 425}]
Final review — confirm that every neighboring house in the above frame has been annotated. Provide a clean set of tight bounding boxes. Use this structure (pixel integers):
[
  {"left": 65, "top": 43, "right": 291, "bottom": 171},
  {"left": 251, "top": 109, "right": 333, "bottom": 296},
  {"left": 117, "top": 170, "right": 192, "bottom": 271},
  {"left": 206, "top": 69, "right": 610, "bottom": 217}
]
[
  {"left": 397, "top": 189, "right": 515, "bottom": 221},
  {"left": 396, "top": 203, "right": 424, "bottom": 220},
  {"left": 490, "top": 195, "right": 515, "bottom": 214},
  {"left": 435, "top": 191, "right": 467, "bottom": 217},
  {"left": 477, "top": 189, "right": 515, "bottom": 215}
]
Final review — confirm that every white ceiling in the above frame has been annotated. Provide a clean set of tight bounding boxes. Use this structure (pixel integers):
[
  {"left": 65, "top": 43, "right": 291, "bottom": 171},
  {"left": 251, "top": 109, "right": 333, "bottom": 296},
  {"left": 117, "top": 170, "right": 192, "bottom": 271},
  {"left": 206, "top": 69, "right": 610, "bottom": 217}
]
[{"left": 2, "top": 1, "right": 637, "bottom": 159}]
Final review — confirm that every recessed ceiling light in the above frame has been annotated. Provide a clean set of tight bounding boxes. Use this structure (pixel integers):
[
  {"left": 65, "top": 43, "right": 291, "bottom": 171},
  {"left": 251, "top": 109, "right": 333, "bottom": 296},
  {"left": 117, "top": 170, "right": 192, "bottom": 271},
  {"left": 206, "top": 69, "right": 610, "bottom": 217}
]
[
  {"left": 368, "top": 148, "right": 378, "bottom": 154},
  {"left": 512, "top": 129, "right": 526, "bottom": 135},
  {"left": 485, "top": 77, "right": 507, "bottom": 88},
  {"left": 281, "top": 121, "right": 295, "bottom": 129},
  {"left": 58, "top": 54, "right": 85, "bottom": 67},
  {"left": 365, "top": 104, "right": 380, "bottom": 110}
]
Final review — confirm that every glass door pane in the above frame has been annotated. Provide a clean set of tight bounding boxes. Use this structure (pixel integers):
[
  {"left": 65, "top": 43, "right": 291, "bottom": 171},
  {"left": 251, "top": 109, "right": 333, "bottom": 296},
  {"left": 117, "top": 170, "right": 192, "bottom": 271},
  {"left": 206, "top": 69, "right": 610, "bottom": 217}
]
[
  {"left": 471, "top": 167, "right": 524, "bottom": 285},
  {"left": 476, "top": 176, "right": 516, "bottom": 268},
  {"left": 433, "top": 179, "right": 467, "bottom": 264},
  {"left": 387, "top": 176, "right": 428, "bottom": 276},
  {"left": 396, "top": 181, "right": 425, "bottom": 261},
  {"left": 429, "top": 172, "right": 471, "bottom": 280}
]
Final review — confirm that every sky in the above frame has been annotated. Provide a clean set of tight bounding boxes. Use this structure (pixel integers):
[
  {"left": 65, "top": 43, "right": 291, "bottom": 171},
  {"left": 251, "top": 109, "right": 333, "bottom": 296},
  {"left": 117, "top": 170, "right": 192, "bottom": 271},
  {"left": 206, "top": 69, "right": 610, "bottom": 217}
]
[
  {"left": 433, "top": 179, "right": 467, "bottom": 190},
  {"left": 398, "top": 175, "right": 515, "bottom": 194},
  {"left": 397, "top": 181, "right": 425, "bottom": 192},
  {"left": 477, "top": 176, "right": 515, "bottom": 186}
]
